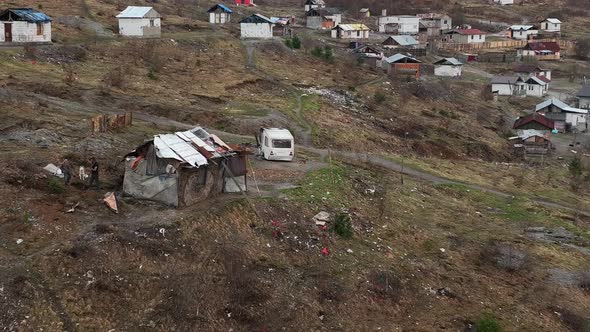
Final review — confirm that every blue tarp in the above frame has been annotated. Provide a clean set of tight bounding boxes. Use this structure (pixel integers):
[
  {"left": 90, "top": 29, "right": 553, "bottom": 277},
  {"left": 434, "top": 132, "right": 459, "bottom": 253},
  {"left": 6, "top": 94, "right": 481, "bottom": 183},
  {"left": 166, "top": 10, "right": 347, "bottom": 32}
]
[
  {"left": 207, "top": 4, "right": 233, "bottom": 13},
  {"left": 1, "top": 8, "right": 52, "bottom": 23}
]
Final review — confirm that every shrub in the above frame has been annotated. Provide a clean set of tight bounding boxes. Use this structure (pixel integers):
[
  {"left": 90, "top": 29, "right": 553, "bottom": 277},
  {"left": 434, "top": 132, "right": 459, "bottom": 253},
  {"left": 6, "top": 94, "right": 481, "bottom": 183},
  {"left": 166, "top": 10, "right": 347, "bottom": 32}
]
[
  {"left": 284, "top": 38, "right": 293, "bottom": 48},
  {"left": 291, "top": 36, "right": 301, "bottom": 49},
  {"left": 374, "top": 91, "right": 387, "bottom": 104},
  {"left": 48, "top": 177, "right": 65, "bottom": 194},
  {"left": 311, "top": 46, "right": 323, "bottom": 57},
  {"left": 475, "top": 314, "right": 501, "bottom": 332},
  {"left": 147, "top": 66, "right": 157, "bottom": 80},
  {"left": 333, "top": 213, "right": 353, "bottom": 239},
  {"left": 569, "top": 156, "right": 584, "bottom": 178},
  {"left": 323, "top": 46, "right": 334, "bottom": 62}
]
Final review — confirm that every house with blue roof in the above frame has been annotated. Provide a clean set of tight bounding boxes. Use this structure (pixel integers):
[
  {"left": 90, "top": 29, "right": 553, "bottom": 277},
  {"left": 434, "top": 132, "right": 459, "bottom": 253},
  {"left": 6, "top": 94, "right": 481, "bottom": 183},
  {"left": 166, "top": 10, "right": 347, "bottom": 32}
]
[
  {"left": 207, "top": 4, "right": 232, "bottom": 24},
  {"left": 0, "top": 8, "right": 52, "bottom": 44}
]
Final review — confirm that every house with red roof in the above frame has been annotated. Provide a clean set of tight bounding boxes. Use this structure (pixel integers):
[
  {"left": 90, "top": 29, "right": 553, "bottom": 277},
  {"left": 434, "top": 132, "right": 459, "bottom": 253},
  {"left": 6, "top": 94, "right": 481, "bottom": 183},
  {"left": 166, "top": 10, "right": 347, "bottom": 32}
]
[
  {"left": 443, "top": 28, "right": 486, "bottom": 43},
  {"left": 517, "top": 41, "right": 560, "bottom": 60},
  {"left": 513, "top": 113, "right": 554, "bottom": 131}
]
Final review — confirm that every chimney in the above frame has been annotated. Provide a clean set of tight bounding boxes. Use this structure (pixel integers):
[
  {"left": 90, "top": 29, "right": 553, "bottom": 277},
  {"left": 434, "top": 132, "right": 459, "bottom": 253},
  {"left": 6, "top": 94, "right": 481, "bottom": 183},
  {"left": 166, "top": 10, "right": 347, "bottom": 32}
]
[{"left": 382, "top": 9, "right": 387, "bottom": 16}]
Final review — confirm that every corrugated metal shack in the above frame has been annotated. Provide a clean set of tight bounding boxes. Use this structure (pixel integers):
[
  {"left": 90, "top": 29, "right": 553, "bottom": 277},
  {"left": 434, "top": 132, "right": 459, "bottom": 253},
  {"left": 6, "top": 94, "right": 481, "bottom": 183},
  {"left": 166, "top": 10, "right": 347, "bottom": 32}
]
[{"left": 123, "top": 127, "right": 248, "bottom": 207}]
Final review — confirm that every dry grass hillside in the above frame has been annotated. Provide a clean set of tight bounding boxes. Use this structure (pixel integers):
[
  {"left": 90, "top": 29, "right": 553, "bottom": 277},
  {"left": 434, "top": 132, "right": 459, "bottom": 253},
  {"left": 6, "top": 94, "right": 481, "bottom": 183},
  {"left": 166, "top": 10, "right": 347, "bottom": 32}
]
[{"left": 0, "top": 0, "right": 589, "bottom": 331}]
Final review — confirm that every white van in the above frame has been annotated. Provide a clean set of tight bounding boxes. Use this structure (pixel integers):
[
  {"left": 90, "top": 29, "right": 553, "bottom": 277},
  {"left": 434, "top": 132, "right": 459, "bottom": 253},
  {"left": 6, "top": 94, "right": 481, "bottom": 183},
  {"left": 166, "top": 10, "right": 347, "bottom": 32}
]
[{"left": 257, "top": 128, "right": 295, "bottom": 161}]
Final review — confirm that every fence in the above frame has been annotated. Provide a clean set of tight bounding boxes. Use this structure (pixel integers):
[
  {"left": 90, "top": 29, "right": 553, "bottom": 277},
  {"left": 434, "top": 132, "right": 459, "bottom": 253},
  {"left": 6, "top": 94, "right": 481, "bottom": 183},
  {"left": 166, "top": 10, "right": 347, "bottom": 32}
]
[
  {"left": 91, "top": 112, "right": 133, "bottom": 134},
  {"left": 434, "top": 38, "right": 575, "bottom": 53}
]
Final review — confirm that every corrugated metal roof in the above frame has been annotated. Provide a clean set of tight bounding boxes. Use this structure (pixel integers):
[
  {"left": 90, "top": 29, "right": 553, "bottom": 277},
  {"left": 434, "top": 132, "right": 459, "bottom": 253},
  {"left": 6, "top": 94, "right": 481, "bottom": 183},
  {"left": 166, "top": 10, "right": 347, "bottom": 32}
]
[
  {"left": 385, "top": 53, "right": 421, "bottom": 64},
  {"left": 526, "top": 76, "right": 547, "bottom": 85},
  {"left": 535, "top": 99, "right": 588, "bottom": 114},
  {"left": 545, "top": 18, "right": 561, "bottom": 24},
  {"left": 513, "top": 113, "right": 554, "bottom": 130},
  {"left": 0, "top": 8, "right": 52, "bottom": 23},
  {"left": 207, "top": 4, "right": 232, "bottom": 13},
  {"left": 116, "top": 6, "right": 159, "bottom": 18},
  {"left": 434, "top": 57, "right": 462, "bottom": 66},
  {"left": 519, "top": 129, "right": 548, "bottom": 140},
  {"left": 509, "top": 25, "right": 535, "bottom": 30},
  {"left": 152, "top": 127, "right": 233, "bottom": 168},
  {"left": 240, "top": 14, "right": 274, "bottom": 24},
  {"left": 387, "top": 35, "right": 419, "bottom": 46},
  {"left": 334, "top": 24, "right": 369, "bottom": 31}
]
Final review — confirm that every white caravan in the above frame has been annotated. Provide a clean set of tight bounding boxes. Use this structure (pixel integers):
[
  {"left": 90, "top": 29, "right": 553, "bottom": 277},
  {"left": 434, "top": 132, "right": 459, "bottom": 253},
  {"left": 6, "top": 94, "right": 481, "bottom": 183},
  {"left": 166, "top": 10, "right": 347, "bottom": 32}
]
[{"left": 257, "top": 128, "right": 294, "bottom": 161}]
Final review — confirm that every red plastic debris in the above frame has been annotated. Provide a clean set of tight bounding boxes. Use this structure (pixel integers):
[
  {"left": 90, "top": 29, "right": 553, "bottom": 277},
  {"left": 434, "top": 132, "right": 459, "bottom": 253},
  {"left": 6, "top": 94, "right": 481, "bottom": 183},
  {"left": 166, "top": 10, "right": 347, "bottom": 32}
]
[{"left": 321, "top": 247, "right": 329, "bottom": 256}]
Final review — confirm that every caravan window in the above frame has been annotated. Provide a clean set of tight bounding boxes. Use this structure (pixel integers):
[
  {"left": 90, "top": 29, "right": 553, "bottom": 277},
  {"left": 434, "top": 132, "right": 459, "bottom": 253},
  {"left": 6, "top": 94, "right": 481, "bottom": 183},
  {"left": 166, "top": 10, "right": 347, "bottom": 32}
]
[
  {"left": 264, "top": 136, "right": 269, "bottom": 147},
  {"left": 272, "top": 139, "right": 292, "bottom": 148}
]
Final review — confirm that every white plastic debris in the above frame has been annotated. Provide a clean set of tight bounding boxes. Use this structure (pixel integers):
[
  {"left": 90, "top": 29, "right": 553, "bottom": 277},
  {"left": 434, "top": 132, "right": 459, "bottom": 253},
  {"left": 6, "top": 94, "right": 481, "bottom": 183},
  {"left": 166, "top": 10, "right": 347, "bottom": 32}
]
[
  {"left": 439, "top": 248, "right": 446, "bottom": 253},
  {"left": 16, "top": 239, "right": 23, "bottom": 245}
]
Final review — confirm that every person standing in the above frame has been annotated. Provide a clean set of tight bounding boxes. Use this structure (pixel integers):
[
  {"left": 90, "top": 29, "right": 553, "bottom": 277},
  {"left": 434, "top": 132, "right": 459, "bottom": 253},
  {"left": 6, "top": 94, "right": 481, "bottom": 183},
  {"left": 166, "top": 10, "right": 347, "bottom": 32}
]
[
  {"left": 88, "top": 157, "right": 99, "bottom": 190},
  {"left": 60, "top": 158, "right": 72, "bottom": 186}
]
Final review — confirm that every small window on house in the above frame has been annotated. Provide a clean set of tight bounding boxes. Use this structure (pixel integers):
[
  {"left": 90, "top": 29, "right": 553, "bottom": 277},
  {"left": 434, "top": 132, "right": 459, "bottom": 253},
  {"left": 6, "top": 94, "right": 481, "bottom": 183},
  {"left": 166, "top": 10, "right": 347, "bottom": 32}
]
[
  {"left": 36, "top": 23, "right": 43, "bottom": 35},
  {"left": 357, "top": 30, "right": 361, "bottom": 37},
  {"left": 264, "top": 136, "right": 269, "bottom": 147},
  {"left": 150, "top": 19, "right": 155, "bottom": 27},
  {"left": 443, "top": 20, "right": 447, "bottom": 24}
]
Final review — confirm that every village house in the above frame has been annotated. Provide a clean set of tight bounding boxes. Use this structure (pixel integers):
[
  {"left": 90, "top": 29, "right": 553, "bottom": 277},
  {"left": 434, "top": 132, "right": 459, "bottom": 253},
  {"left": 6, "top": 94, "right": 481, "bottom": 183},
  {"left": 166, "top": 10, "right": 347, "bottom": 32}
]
[
  {"left": 359, "top": 8, "right": 370, "bottom": 18},
  {"left": 535, "top": 98, "right": 588, "bottom": 132},
  {"left": 382, "top": 35, "right": 419, "bottom": 49},
  {"left": 354, "top": 45, "right": 384, "bottom": 69},
  {"left": 305, "top": 9, "right": 341, "bottom": 29},
  {"left": 240, "top": 14, "right": 274, "bottom": 39},
  {"left": 491, "top": 76, "right": 526, "bottom": 96},
  {"left": 443, "top": 29, "right": 486, "bottom": 43},
  {"left": 513, "top": 113, "right": 555, "bottom": 132},
  {"left": 493, "top": 0, "right": 514, "bottom": 5},
  {"left": 331, "top": 24, "right": 370, "bottom": 39},
  {"left": 524, "top": 76, "right": 549, "bottom": 97},
  {"left": 235, "top": 0, "right": 254, "bottom": 6},
  {"left": 270, "top": 17, "right": 293, "bottom": 37},
  {"left": 508, "top": 25, "right": 538, "bottom": 40},
  {"left": 576, "top": 85, "right": 590, "bottom": 109},
  {"left": 116, "top": 6, "right": 161, "bottom": 38},
  {"left": 383, "top": 53, "right": 422, "bottom": 79},
  {"left": 514, "top": 64, "right": 551, "bottom": 81},
  {"left": 377, "top": 15, "right": 419, "bottom": 34},
  {"left": 123, "top": 127, "right": 248, "bottom": 207},
  {"left": 0, "top": 8, "right": 52, "bottom": 44},
  {"left": 433, "top": 58, "right": 463, "bottom": 77},
  {"left": 304, "top": 0, "right": 325, "bottom": 12},
  {"left": 517, "top": 41, "right": 560, "bottom": 60},
  {"left": 207, "top": 4, "right": 232, "bottom": 24},
  {"left": 510, "top": 129, "right": 552, "bottom": 161},
  {"left": 540, "top": 18, "right": 561, "bottom": 34},
  {"left": 417, "top": 13, "right": 452, "bottom": 30}
]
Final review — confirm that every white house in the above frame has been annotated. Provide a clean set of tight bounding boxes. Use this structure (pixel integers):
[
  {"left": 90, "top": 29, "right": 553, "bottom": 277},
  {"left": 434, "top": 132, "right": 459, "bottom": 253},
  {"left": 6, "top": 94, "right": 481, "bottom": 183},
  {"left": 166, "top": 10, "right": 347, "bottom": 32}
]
[
  {"left": 535, "top": 99, "right": 588, "bottom": 132},
  {"left": 491, "top": 76, "right": 526, "bottom": 96},
  {"left": 382, "top": 35, "right": 419, "bottom": 49},
  {"left": 443, "top": 29, "right": 486, "bottom": 43},
  {"left": 576, "top": 85, "right": 590, "bottom": 109},
  {"left": 508, "top": 25, "right": 538, "bottom": 40},
  {"left": 116, "top": 6, "right": 161, "bottom": 38},
  {"left": 493, "top": 0, "right": 514, "bottom": 5},
  {"left": 524, "top": 76, "right": 549, "bottom": 97},
  {"left": 417, "top": 13, "right": 452, "bottom": 31},
  {"left": 240, "top": 14, "right": 275, "bottom": 39},
  {"left": 540, "top": 18, "right": 561, "bottom": 33},
  {"left": 377, "top": 15, "right": 419, "bottom": 34},
  {"left": 0, "top": 8, "right": 52, "bottom": 43},
  {"left": 207, "top": 4, "right": 232, "bottom": 24},
  {"left": 514, "top": 64, "right": 551, "bottom": 81},
  {"left": 331, "top": 24, "right": 370, "bottom": 39},
  {"left": 433, "top": 58, "right": 463, "bottom": 77},
  {"left": 304, "top": 0, "right": 325, "bottom": 12}
]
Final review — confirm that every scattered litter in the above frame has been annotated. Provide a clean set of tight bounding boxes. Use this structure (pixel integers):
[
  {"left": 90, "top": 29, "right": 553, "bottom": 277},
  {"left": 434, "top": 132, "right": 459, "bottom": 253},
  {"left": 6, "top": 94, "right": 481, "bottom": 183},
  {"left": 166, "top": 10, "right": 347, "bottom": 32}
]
[
  {"left": 16, "top": 239, "right": 23, "bottom": 245},
  {"left": 103, "top": 192, "right": 118, "bottom": 213},
  {"left": 79, "top": 166, "right": 88, "bottom": 180},
  {"left": 475, "top": 211, "right": 483, "bottom": 217},
  {"left": 439, "top": 248, "right": 446, "bottom": 253},
  {"left": 159, "top": 228, "right": 166, "bottom": 237},
  {"left": 436, "top": 287, "right": 455, "bottom": 298},
  {"left": 346, "top": 248, "right": 353, "bottom": 253},
  {"left": 66, "top": 202, "right": 80, "bottom": 213},
  {"left": 43, "top": 164, "right": 64, "bottom": 178},
  {"left": 321, "top": 247, "right": 330, "bottom": 256},
  {"left": 266, "top": 243, "right": 271, "bottom": 248}
]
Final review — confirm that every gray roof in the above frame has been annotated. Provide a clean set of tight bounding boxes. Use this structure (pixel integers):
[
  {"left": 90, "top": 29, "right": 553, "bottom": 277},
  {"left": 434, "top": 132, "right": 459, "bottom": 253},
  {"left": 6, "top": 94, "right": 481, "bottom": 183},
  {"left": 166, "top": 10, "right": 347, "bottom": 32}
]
[
  {"left": 385, "top": 35, "right": 419, "bottom": 46},
  {"left": 491, "top": 76, "right": 523, "bottom": 84},
  {"left": 545, "top": 18, "right": 561, "bottom": 24},
  {"left": 385, "top": 53, "right": 421, "bottom": 64},
  {"left": 577, "top": 85, "right": 590, "bottom": 98},
  {"left": 116, "top": 6, "right": 159, "bottom": 18},
  {"left": 535, "top": 98, "right": 588, "bottom": 114},
  {"left": 434, "top": 57, "right": 462, "bottom": 66}
]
